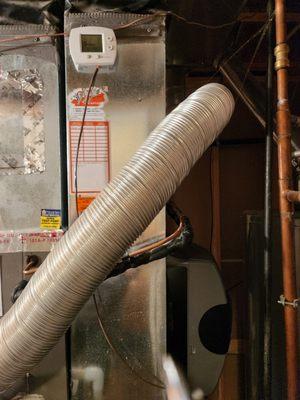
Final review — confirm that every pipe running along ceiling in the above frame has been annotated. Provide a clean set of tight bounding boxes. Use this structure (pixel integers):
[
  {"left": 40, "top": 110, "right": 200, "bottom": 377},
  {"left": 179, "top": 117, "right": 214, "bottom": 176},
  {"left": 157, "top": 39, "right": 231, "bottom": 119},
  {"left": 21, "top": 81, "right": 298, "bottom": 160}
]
[{"left": 0, "top": 83, "right": 234, "bottom": 393}]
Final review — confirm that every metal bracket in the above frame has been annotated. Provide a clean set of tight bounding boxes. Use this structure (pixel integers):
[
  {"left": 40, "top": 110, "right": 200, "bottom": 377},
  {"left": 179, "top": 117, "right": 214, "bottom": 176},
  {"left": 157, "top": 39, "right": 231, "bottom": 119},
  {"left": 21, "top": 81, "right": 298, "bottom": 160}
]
[{"left": 278, "top": 294, "right": 300, "bottom": 308}]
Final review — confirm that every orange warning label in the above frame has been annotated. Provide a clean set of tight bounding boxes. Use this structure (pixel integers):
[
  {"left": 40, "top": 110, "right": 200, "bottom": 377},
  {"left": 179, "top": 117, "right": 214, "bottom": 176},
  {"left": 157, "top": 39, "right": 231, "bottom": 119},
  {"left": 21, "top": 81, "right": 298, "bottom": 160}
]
[
  {"left": 77, "top": 196, "right": 95, "bottom": 214},
  {"left": 68, "top": 87, "right": 110, "bottom": 196}
]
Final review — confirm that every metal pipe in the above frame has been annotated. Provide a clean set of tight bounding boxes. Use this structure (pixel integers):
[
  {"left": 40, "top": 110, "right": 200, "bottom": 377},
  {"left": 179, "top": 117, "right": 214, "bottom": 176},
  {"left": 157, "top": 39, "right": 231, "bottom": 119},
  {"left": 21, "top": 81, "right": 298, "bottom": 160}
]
[
  {"left": 274, "top": 1, "right": 299, "bottom": 398},
  {"left": 262, "top": 2, "right": 274, "bottom": 398},
  {"left": 0, "top": 83, "right": 234, "bottom": 393},
  {"left": 218, "top": 61, "right": 266, "bottom": 128},
  {"left": 285, "top": 190, "right": 300, "bottom": 203},
  {"left": 211, "top": 145, "right": 221, "bottom": 267},
  {"left": 210, "top": 144, "right": 224, "bottom": 400}
]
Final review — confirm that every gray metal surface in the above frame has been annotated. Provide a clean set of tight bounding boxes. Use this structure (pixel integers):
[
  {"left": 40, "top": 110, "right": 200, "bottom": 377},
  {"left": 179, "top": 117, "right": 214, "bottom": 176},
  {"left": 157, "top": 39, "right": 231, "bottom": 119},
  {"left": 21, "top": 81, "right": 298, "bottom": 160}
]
[
  {"left": 0, "top": 252, "right": 68, "bottom": 400},
  {"left": 0, "top": 24, "right": 66, "bottom": 400},
  {"left": 72, "top": 262, "right": 166, "bottom": 400},
  {"left": 64, "top": 12, "right": 166, "bottom": 236},
  {"left": 64, "top": 13, "right": 168, "bottom": 400},
  {"left": 0, "top": 25, "right": 61, "bottom": 233},
  {"left": 167, "top": 246, "right": 229, "bottom": 395},
  {"left": 187, "top": 256, "right": 227, "bottom": 393}
]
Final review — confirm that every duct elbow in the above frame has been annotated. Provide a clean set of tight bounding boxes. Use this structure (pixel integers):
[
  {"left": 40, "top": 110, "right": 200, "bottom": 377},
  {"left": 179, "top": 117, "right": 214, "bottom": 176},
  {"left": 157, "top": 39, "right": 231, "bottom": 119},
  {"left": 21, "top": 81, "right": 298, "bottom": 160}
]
[{"left": 0, "top": 83, "right": 234, "bottom": 393}]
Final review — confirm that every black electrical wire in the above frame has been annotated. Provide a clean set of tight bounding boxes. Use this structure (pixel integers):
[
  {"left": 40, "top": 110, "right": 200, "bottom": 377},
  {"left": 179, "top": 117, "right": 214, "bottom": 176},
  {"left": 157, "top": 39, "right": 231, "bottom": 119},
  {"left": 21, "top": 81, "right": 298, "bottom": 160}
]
[
  {"left": 11, "top": 279, "right": 28, "bottom": 304},
  {"left": 166, "top": 201, "right": 183, "bottom": 225},
  {"left": 74, "top": 65, "right": 100, "bottom": 217},
  {"left": 216, "top": 12, "right": 274, "bottom": 73}
]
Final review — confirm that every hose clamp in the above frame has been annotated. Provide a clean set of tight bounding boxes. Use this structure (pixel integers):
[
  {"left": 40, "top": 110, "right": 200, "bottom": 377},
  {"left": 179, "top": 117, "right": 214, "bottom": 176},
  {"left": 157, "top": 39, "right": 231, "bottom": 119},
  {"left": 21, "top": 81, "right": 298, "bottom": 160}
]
[{"left": 278, "top": 294, "right": 299, "bottom": 308}]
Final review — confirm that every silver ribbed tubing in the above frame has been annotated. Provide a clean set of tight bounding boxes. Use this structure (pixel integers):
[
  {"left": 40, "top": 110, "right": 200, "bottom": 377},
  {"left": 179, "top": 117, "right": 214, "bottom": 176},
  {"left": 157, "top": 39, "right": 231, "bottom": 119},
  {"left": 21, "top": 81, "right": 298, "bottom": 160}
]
[{"left": 0, "top": 83, "right": 234, "bottom": 392}]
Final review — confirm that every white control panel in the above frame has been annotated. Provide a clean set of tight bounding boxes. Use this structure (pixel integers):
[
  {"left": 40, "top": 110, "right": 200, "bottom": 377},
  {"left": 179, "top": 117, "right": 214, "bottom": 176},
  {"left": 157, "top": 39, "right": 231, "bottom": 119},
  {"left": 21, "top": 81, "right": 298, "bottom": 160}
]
[{"left": 69, "top": 26, "right": 117, "bottom": 73}]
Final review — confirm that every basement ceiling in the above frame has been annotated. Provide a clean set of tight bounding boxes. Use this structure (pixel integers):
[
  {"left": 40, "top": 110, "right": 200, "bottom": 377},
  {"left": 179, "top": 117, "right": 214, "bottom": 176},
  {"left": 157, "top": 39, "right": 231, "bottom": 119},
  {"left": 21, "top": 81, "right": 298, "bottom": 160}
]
[{"left": 163, "top": 0, "right": 300, "bottom": 70}]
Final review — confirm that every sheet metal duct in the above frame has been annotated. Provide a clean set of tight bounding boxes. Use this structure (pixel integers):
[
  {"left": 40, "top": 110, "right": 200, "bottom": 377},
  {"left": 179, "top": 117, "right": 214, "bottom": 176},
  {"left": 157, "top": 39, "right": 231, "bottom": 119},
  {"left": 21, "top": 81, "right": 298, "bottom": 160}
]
[
  {"left": 0, "top": 83, "right": 234, "bottom": 394},
  {"left": 64, "top": 12, "right": 167, "bottom": 400},
  {"left": 65, "top": 0, "right": 156, "bottom": 12},
  {"left": 72, "top": 260, "right": 166, "bottom": 400},
  {"left": 64, "top": 12, "right": 166, "bottom": 238},
  {"left": 167, "top": 245, "right": 231, "bottom": 396},
  {"left": 0, "top": 23, "right": 67, "bottom": 400},
  {"left": 0, "top": 25, "right": 62, "bottom": 236}
]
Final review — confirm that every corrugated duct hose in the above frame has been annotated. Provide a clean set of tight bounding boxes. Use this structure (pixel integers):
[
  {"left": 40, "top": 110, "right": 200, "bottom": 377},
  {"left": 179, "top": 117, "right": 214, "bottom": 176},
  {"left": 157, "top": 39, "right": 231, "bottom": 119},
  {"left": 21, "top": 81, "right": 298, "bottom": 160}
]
[{"left": 0, "top": 83, "right": 234, "bottom": 394}]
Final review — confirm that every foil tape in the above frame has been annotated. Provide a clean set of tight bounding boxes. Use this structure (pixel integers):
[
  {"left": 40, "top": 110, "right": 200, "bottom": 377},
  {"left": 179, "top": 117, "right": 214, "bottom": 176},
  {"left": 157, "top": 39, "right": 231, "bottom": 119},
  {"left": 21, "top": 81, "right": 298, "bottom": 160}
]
[{"left": 0, "top": 69, "right": 45, "bottom": 176}]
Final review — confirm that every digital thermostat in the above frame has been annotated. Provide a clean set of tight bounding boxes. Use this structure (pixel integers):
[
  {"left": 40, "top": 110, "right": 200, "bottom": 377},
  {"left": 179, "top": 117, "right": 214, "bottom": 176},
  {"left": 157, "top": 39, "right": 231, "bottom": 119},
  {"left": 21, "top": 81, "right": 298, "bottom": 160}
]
[{"left": 69, "top": 26, "right": 117, "bottom": 73}]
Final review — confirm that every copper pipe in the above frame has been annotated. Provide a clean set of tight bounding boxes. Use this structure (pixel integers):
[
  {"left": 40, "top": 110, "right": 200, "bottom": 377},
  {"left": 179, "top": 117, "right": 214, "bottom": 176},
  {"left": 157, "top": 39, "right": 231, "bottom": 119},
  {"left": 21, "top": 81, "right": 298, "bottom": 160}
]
[
  {"left": 129, "top": 217, "right": 184, "bottom": 257},
  {"left": 23, "top": 267, "right": 38, "bottom": 276},
  {"left": 275, "top": 0, "right": 299, "bottom": 398},
  {"left": 285, "top": 190, "right": 300, "bottom": 203},
  {"left": 23, "top": 255, "right": 40, "bottom": 276},
  {"left": 0, "top": 32, "right": 67, "bottom": 44},
  {"left": 211, "top": 146, "right": 222, "bottom": 268}
]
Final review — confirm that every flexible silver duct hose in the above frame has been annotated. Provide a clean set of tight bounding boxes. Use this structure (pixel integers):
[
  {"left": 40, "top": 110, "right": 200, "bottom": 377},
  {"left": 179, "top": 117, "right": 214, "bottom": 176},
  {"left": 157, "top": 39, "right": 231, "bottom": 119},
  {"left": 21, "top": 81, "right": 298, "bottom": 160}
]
[{"left": 0, "top": 83, "right": 234, "bottom": 392}]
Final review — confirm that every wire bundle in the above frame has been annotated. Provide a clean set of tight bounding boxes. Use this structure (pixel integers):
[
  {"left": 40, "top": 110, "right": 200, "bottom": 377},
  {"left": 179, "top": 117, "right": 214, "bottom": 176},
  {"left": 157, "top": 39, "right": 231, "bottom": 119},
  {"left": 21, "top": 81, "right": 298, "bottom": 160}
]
[{"left": 0, "top": 83, "right": 234, "bottom": 393}]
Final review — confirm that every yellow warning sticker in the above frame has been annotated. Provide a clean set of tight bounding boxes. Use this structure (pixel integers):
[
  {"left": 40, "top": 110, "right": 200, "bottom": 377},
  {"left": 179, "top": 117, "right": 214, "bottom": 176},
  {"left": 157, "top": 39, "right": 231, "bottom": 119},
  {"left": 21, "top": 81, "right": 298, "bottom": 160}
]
[{"left": 40, "top": 209, "right": 61, "bottom": 230}]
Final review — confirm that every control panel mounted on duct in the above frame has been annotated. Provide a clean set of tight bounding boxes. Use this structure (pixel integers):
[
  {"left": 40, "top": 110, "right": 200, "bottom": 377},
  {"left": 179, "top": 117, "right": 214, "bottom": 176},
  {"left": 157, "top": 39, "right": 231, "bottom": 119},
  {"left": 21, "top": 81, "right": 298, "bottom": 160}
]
[{"left": 69, "top": 27, "right": 117, "bottom": 73}]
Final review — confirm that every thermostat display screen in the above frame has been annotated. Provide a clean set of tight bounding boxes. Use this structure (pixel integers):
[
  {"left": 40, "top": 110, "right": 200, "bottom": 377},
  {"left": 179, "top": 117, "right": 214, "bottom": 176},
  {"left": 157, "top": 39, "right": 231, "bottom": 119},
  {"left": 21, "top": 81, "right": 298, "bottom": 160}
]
[{"left": 81, "top": 34, "right": 103, "bottom": 53}]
